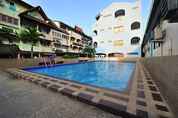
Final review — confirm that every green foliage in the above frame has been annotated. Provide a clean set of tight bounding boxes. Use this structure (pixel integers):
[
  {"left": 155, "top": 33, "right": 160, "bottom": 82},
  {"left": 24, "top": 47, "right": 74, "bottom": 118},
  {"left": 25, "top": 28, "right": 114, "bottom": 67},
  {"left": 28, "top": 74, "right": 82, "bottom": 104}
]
[
  {"left": 16, "top": 27, "right": 43, "bottom": 58},
  {"left": 16, "top": 27, "right": 43, "bottom": 45},
  {"left": 0, "top": 27, "right": 14, "bottom": 33},
  {"left": 82, "top": 46, "right": 96, "bottom": 57},
  {"left": 63, "top": 54, "right": 79, "bottom": 59}
]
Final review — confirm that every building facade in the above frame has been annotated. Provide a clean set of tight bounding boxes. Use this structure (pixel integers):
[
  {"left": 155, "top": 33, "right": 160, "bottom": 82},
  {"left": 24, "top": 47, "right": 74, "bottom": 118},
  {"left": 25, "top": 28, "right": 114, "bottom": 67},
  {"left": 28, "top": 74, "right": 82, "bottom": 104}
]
[
  {"left": 92, "top": 0, "right": 142, "bottom": 57},
  {"left": 51, "top": 29, "right": 69, "bottom": 54},
  {"left": 0, "top": 0, "right": 92, "bottom": 58},
  {"left": 54, "top": 21, "right": 92, "bottom": 54},
  {"left": 142, "top": 0, "right": 178, "bottom": 57}
]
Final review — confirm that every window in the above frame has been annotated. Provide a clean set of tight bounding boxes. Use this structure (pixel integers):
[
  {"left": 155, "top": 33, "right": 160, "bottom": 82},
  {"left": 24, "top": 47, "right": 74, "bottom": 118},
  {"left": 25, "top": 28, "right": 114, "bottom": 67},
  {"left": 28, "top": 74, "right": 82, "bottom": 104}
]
[
  {"left": 115, "top": 9, "right": 125, "bottom": 18},
  {"left": 9, "top": 2, "right": 16, "bottom": 11},
  {"left": 2, "top": 14, "right": 6, "bottom": 22},
  {"left": 131, "top": 37, "right": 140, "bottom": 45},
  {"left": 13, "top": 19, "right": 18, "bottom": 25},
  {"left": 94, "top": 42, "right": 98, "bottom": 48},
  {"left": 0, "top": 13, "right": 18, "bottom": 25},
  {"left": 131, "top": 22, "right": 140, "bottom": 30},
  {"left": 93, "top": 30, "right": 97, "bottom": 35},
  {"left": 96, "top": 14, "right": 101, "bottom": 21},
  {"left": 113, "top": 26, "right": 124, "bottom": 32},
  {"left": 7, "top": 17, "right": 12, "bottom": 24}
]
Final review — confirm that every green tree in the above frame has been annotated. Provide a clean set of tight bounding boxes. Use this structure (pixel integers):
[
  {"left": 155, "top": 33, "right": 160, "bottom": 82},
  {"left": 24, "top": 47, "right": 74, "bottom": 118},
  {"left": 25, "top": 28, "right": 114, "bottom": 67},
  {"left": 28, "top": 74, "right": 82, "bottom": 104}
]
[
  {"left": 16, "top": 27, "right": 43, "bottom": 58},
  {"left": 82, "top": 46, "right": 96, "bottom": 57}
]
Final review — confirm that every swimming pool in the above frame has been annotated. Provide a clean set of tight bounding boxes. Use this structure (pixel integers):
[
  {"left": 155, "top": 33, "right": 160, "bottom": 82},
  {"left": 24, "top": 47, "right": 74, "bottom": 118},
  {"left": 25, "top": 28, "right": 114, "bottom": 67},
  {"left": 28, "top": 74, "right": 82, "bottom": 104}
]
[{"left": 25, "top": 61, "right": 135, "bottom": 92}]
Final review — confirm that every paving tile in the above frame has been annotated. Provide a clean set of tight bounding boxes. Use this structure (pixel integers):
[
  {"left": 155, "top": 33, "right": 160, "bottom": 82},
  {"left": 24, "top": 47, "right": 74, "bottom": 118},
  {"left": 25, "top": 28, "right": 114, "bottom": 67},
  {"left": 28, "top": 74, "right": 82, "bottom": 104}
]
[
  {"left": 77, "top": 93, "right": 94, "bottom": 104},
  {"left": 60, "top": 88, "right": 75, "bottom": 96},
  {"left": 104, "top": 93, "right": 129, "bottom": 102},
  {"left": 136, "top": 109, "right": 148, "bottom": 118},
  {"left": 59, "top": 82, "right": 68, "bottom": 85},
  {"left": 137, "top": 80, "right": 143, "bottom": 83},
  {"left": 137, "top": 84, "right": 144, "bottom": 90},
  {"left": 41, "top": 82, "right": 51, "bottom": 88},
  {"left": 152, "top": 93, "right": 163, "bottom": 102},
  {"left": 49, "top": 85, "right": 61, "bottom": 92},
  {"left": 33, "top": 80, "right": 42, "bottom": 84},
  {"left": 86, "top": 88, "right": 99, "bottom": 94},
  {"left": 136, "top": 100, "right": 147, "bottom": 107},
  {"left": 146, "top": 77, "right": 151, "bottom": 80},
  {"left": 149, "top": 86, "right": 157, "bottom": 92},
  {"left": 137, "top": 91, "right": 145, "bottom": 99},
  {"left": 50, "top": 79, "right": 58, "bottom": 82},
  {"left": 155, "top": 104, "right": 169, "bottom": 112},
  {"left": 71, "top": 84, "right": 82, "bottom": 89},
  {"left": 147, "top": 81, "right": 154, "bottom": 85},
  {"left": 98, "top": 99, "right": 132, "bottom": 117}
]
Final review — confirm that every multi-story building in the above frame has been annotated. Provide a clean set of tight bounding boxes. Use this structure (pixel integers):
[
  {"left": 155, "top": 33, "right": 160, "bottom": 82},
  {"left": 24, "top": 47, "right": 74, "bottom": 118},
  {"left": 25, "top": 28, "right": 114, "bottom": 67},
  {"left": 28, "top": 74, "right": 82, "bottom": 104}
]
[
  {"left": 54, "top": 21, "right": 92, "bottom": 54},
  {"left": 92, "top": 0, "right": 142, "bottom": 57},
  {"left": 51, "top": 29, "right": 69, "bottom": 54},
  {"left": 142, "top": 0, "right": 178, "bottom": 57},
  {"left": 0, "top": 0, "right": 92, "bottom": 58},
  {"left": 0, "top": 0, "right": 71, "bottom": 58}
]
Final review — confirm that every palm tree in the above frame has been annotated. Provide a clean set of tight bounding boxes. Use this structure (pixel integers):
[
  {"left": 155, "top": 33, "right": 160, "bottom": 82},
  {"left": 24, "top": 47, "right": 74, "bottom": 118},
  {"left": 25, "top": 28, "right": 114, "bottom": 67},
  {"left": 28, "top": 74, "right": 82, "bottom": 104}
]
[
  {"left": 17, "top": 27, "right": 43, "bottom": 58},
  {"left": 82, "top": 46, "right": 96, "bottom": 57}
]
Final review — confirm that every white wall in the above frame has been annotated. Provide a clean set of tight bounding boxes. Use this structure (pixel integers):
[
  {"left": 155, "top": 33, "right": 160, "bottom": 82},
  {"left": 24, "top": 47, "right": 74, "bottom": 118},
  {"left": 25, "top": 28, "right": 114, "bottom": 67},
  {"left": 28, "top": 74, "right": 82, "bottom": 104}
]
[{"left": 92, "top": 1, "right": 142, "bottom": 57}]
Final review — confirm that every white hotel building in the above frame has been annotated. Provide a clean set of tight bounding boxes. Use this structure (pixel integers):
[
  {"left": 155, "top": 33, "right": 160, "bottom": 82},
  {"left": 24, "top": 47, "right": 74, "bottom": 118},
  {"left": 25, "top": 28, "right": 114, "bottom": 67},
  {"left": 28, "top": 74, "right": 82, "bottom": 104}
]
[{"left": 93, "top": 0, "right": 142, "bottom": 57}]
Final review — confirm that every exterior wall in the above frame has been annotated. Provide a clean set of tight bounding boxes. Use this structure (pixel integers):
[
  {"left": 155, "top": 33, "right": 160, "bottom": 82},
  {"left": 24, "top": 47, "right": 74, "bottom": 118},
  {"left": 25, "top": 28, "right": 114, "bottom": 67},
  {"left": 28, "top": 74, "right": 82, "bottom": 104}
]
[
  {"left": 69, "top": 30, "right": 82, "bottom": 53},
  {"left": 144, "top": 23, "right": 178, "bottom": 57},
  {"left": 54, "top": 21, "right": 92, "bottom": 54},
  {"left": 0, "top": 0, "right": 55, "bottom": 55},
  {"left": 0, "top": 0, "right": 29, "bottom": 45},
  {"left": 141, "top": 56, "right": 178, "bottom": 116},
  {"left": 93, "top": 1, "right": 142, "bottom": 57},
  {"left": 51, "top": 29, "right": 69, "bottom": 52}
]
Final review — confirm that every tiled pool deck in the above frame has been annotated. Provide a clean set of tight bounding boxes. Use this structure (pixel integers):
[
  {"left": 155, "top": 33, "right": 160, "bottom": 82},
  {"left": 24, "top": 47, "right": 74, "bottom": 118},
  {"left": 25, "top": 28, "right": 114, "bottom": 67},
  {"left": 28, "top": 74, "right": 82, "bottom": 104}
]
[{"left": 7, "top": 62, "right": 175, "bottom": 118}]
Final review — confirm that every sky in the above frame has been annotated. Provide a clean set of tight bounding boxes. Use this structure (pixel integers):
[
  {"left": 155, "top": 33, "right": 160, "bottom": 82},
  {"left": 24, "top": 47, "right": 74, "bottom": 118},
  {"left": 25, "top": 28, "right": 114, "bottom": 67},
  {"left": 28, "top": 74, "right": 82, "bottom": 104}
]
[{"left": 25, "top": 0, "right": 152, "bottom": 36}]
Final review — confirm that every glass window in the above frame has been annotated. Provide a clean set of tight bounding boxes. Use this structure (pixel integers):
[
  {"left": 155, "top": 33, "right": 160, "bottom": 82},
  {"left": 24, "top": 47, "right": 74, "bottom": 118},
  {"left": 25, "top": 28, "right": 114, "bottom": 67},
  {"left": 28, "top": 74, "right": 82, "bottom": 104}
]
[
  {"left": 7, "top": 17, "right": 12, "bottom": 24},
  {"left": 94, "top": 42, "right": 98, "bottom": 48},
  {"left": 0, "top": 14, "right": 2, "bottom": 21},
  {"left": 115, "top": 9, "right": 125, "bottom": 18},
  {"left": 2, "top": 14, "right": 6, "bottom": 22},
  {"left": 131, "top": 37, "right": 140, "bottom": 45},
  {"left": 113, "top": 26, "right": 124, "bottom": 33},
  {"left": 9, "top": 2, "right": 16, "bottom": 11},
  {"left": 131, "top": 22, "right": 141, "bottom": 30},
  {"left": 93, "top": 30, "right": 97, "bottom": 35}
]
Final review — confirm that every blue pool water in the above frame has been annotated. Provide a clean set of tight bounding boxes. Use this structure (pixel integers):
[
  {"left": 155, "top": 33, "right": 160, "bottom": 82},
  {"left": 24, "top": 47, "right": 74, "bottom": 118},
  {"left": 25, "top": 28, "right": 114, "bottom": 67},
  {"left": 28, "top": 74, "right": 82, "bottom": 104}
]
[{"left": 25, "top": 61, "right": 135, "bottom": 91}]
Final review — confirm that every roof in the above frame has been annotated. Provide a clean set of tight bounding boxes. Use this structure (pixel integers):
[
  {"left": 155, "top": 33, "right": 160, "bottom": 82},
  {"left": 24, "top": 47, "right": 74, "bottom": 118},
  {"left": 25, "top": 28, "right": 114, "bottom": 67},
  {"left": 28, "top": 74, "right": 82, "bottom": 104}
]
[
  {"left": 54, "top": 20, "right": 92, "bottom": 40},
  {"left": 11, "top": 0, "right": 33, "bottom": 9},
  {"left": 142, "top": 0, "right": 160, "bottom": 47},
  {"left": 19, "top": 6, "right": 49, "bottom": 20},
  {"left": 19, "top": 7, "right": 69, "bottom": 35}
]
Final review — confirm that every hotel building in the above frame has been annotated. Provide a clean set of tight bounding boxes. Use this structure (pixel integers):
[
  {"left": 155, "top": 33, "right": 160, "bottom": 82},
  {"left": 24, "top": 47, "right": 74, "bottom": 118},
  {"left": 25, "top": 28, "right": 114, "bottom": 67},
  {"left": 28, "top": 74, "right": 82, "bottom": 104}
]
[
  {"left": 142, "top": 0, "right": 178, "bottom": 57},
  {"left": 0, "top": 0, "right": 92, "bottom": 58},
  {"left": 93, "top": 0, "right": 142, "bottom": 57},
  {"left": 54, "top": 21, "right": 93, "bottom": 54}
]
